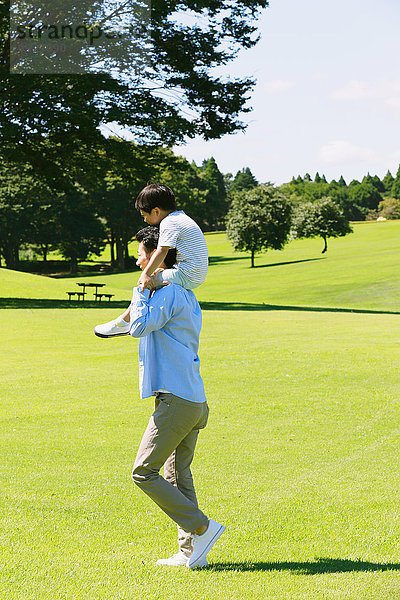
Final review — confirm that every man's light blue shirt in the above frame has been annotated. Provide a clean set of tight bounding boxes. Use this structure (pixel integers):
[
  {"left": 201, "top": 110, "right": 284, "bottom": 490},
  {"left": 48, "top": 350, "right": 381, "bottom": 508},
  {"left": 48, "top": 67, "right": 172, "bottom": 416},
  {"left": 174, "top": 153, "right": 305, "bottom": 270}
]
[{"left": 129, "top": 284, "right": 207, "bottom": 404}]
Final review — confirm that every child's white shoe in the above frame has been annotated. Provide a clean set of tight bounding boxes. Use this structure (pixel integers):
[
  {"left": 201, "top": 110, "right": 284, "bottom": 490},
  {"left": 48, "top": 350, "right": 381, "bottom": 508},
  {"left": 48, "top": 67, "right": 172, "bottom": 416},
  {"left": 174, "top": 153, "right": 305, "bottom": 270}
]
[{"left": 94, "top": 317, "right": 130, "bottom": 338}]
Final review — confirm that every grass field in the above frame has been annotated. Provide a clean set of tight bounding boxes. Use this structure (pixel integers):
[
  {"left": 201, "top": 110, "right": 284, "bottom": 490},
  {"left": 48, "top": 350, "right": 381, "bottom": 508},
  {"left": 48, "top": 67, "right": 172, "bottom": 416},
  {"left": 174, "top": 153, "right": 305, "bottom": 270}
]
[{"left": 1, "top": 221, "right": 400, "bottom": 599}]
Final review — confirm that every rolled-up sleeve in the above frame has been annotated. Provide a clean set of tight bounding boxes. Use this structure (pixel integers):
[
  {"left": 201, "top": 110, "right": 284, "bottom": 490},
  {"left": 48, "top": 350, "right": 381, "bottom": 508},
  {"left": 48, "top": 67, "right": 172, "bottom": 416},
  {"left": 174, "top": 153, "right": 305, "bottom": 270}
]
[{"left": 129, "top": 287, "right": 174, "bottom": 338}]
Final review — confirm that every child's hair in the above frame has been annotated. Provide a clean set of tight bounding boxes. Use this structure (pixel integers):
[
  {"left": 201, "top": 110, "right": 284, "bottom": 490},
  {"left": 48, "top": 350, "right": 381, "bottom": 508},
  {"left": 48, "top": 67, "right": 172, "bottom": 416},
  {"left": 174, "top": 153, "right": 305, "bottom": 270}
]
[
  {"left": 135, "top": 183, "right": 177, "bottom": 213},
  {"left": 136, "top": 226, "right": 177, "bottom": 269}
]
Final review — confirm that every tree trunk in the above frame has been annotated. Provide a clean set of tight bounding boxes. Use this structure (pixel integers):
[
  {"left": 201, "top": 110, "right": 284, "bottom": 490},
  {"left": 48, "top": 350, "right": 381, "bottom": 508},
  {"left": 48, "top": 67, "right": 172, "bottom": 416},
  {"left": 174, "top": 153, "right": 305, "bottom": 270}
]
[
  {"left": 322, "top": 235, "right": 327, "bottom": 254},
  {"left": 3, "top": 242, "right": 19, "bottom": 269},
  {"left": 70, "top": 256, "right": 78, "bottom": 274},
  {"left": 110, "top": 234, "right": 115, "bottom": 267},
  {"left": 41, "top": 244, "right": 48, "bottom": 262},
  {"left": 250, "top": 248, "right": 255, "bottom": 268},
  {"left": 116, "top": 236, "right": 124, "bottom": 270},
  {"left": 123, "top": 239, "right": 130, "bottom": 268}
]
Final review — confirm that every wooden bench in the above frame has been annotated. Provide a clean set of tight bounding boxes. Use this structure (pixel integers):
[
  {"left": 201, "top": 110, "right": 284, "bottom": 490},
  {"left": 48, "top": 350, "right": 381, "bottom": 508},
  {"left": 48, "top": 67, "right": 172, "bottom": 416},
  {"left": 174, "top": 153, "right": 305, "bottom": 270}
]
[
  {"left": 94, "top": 293, "right": 114, "bottom": 302},
  {"left": 66, "top": 291, "right": 86, "bottom": 302}
]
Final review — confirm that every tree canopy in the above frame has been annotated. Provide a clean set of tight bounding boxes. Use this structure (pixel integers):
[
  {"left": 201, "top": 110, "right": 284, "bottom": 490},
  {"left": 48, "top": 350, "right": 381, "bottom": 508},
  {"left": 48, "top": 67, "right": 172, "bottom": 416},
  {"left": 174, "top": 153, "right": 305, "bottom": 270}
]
[
  {"left": 226, "top": 184, "right": 292, "bottom": 267},
  {"left": 291, "top": 198, "right": 352, "bottom": 253},
  {"left": 230, "top": 167, "right": 259, "bottom": 194},
  {"left": 0, "top": 0, "right": 269, "bottom": 166}
]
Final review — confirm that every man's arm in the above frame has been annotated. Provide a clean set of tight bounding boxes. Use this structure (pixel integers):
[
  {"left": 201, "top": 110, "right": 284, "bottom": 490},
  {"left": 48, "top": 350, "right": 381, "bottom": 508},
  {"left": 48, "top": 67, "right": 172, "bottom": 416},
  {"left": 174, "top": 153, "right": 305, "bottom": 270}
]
[{"left": 129, "top": 286, "right": 174, "bottom": 338}]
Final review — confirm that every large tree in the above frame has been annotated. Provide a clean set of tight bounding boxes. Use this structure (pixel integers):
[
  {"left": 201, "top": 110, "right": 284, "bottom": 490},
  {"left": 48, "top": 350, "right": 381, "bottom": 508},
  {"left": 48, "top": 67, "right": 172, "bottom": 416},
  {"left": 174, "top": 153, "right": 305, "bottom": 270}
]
[
  {"left": 230, "top": 167, "right": 259, "bottom": 194},
  {"left": 226, "top": 184, "right": 292, "bottom": 267},
  {"left": 382, "top": 170, "right": 394, "bottom": 194},
  {"left": 291, "top": 198, "right": 352, "bottom": 253},
  {"left": 391, "top": 165, "right": 400, "bottom": 199},
  {"left": 196, "top": 157, "right": 228, "bottom": 230},
  {"left": 348, "top": 181, "right": 383, "bottom": 216},
  {"left": 0, "top": 158, "right": 52, "bottom": 268},
  {"left": 1, "top": 1, "right": 269, "bottom": 165}
]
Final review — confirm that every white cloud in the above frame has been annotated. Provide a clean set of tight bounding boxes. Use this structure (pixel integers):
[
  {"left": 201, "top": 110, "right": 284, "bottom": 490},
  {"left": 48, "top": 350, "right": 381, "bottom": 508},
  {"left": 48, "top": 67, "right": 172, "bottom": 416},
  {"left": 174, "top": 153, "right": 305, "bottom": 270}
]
[
  {"left": 332, "top": 80, "right": 374, "bottom": 101},
  {"left": 262, "top": 79, "right": 296, "bottom": 94},
  {"left": 319, "top": 140, "right": 376, "bottom": 165},
  {"left": 332, "top": 79, "right": 400, "bottom": 118}
]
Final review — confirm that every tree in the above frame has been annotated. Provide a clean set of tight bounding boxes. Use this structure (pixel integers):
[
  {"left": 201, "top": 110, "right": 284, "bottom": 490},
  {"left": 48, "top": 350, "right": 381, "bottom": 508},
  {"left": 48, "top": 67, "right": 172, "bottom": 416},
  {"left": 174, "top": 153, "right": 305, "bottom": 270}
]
[
  {"left": 363, "top": 173, "right": 384, "bottom": 194},
  {"left": 378, "top": 198, "right": 400, "bottom": 220},
  {"left": 56, "top": 193, "right": 106, "bottom": 273},
  {"left": 382, "top": 170, "right": 394, "bottom": 194},
  {"left": 226, "top": 184, "right": 292, "bottom": 267},
  {"left": 391, "top": 165, "right": 400, "bottom": 199},
  {"left": 230, "top": 167, "right": 259, "bottom": 193},
  {"left": 196, "top": 157, "right": 228, "bottom": 230},
  {"left": 0, "top": 158, "right": 53, "bottom": 268},
  {"left": 291, "top": 198, "right": 352, "bottom": 253},
  {"left": 348, "top": 181, "right": 383, "bottom": 215},
  {"left": 1, "top": 1, "right": 269, "bottom": 165}
]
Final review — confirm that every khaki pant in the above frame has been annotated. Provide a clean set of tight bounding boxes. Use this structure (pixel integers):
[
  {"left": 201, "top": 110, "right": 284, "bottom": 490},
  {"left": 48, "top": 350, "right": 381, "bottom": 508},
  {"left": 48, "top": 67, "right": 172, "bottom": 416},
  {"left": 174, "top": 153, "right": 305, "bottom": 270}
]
[{"left": 132, "top": 392, "right": 209, "bottom": 556}]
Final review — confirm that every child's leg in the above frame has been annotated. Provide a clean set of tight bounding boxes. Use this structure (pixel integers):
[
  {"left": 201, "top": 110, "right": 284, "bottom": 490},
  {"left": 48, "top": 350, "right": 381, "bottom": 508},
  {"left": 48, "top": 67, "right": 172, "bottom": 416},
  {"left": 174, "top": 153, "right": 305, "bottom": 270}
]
[
  {"left": 157, "top": 267, "right": 197, "bottom": 290},
  {"left": 120, "top": 305, "right": 131, "bottom": 322}
]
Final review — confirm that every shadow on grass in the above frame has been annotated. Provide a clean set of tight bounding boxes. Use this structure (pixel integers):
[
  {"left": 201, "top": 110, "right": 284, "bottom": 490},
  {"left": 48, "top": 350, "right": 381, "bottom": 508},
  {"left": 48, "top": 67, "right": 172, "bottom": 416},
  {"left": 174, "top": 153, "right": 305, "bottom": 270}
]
[
  {"left": 16, "top": 260, "right": 139, "bottom": 278},
  {"left": 0, "top": 298, "right": 129, "bottom": 309},
  {"left": 253, "top": 257, "right": 325, "bottom": 269},
  {"left": 208, "top": 256, "right": 247, "bottom": 264},
  {"left": 50, "top": 266, "right": 139, "bottom": 279},
  {"left": 208, "top": 257, "right": 325, "bottom": 268},
  {"left": 1, "top": 298, "right": 400, "bottom": 315},
  {"left": 199, "top": 301, "right": 400, "bottom": 316},
  {"left": 207, "top": 558, "right": 400, "bottom": 574}
]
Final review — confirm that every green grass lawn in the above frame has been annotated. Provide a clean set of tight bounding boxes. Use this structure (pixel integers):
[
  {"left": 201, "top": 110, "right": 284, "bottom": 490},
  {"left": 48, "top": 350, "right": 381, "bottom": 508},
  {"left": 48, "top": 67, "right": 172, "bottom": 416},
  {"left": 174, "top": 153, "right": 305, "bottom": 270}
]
[{"left": 1, "top": 221, "right": 400, "bottom": 599}]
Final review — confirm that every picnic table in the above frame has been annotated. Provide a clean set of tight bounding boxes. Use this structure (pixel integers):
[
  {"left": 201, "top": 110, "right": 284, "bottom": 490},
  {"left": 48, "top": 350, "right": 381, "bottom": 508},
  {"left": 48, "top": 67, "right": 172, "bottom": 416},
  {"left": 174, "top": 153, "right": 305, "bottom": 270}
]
[
  {"left": 76, "top": 282, "right": 105, "bottom": 298},
  {"left": 66, "top": 283, "right": 111, "bottom": 303}
]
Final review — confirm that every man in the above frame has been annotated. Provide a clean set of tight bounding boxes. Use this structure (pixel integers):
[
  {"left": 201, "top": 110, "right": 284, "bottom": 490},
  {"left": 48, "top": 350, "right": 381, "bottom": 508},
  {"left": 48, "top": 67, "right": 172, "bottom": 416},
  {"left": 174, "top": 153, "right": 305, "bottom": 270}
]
[{"left": 128, "top": 226, "right": 225, "bottom": 569}]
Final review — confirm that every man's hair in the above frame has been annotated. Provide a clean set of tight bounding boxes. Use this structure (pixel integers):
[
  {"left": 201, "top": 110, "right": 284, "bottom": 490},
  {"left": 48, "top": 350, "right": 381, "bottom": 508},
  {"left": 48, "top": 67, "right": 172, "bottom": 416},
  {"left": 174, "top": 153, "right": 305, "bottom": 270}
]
[
  {"left": 135, "top": 183, "right": 177, "bottom": 213},
  {"left": 136, "top": 226, "right": 177, "bottom": 269}
]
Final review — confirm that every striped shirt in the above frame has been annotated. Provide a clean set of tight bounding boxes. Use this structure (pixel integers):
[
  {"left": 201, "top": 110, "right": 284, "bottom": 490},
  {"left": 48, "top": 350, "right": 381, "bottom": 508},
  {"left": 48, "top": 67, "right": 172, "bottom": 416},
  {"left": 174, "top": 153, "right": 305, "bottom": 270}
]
[{"left": 158, "top": 210, "right": 208, "bottom": 286}]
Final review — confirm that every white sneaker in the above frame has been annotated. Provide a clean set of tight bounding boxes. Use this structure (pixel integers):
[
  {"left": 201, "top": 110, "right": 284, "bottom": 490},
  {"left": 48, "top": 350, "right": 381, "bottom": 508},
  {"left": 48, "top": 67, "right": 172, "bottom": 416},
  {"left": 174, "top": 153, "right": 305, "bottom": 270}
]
[
  {"left": 156, "top": 551, "right": 190, "bottom": 567},
  {"left": 187, "top": 520, "right": 225, "bottom": 569},
  {"left": 94, "top": 318, "right": 130, "bottom": 338}
]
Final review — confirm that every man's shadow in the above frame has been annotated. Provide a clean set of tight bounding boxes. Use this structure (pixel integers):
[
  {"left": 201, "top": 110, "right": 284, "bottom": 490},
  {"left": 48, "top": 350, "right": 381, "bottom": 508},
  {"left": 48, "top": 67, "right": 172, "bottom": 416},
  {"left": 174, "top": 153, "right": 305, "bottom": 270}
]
[{"left": 206, "top": 558, "right": 400, "bottom": 574}]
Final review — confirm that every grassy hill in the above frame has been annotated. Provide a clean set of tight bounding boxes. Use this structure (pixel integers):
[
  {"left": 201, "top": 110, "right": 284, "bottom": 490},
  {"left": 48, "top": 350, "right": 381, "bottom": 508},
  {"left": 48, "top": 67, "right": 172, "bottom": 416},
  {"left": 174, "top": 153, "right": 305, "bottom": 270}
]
[{"left": 2, "top": 220, "right": 400, "bottom": 311}]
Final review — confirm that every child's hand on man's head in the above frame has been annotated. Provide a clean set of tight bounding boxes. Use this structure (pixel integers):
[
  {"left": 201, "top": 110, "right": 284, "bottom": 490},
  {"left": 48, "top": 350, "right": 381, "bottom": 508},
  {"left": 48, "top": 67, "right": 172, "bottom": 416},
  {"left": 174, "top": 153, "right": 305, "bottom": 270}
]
[{"left": 138, "top": 271, "right": 152, "bottom": 292}]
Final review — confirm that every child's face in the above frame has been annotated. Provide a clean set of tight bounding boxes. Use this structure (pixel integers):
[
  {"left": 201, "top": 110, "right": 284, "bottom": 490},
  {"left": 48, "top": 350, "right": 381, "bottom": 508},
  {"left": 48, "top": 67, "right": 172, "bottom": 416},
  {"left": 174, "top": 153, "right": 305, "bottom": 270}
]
[{"left": 140, "top": 207, "right": 163, "bottom": 226}]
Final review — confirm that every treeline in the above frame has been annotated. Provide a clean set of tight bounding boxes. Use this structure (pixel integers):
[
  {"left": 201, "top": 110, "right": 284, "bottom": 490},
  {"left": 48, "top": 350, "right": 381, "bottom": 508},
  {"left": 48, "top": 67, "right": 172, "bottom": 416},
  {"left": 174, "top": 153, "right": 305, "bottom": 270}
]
[
  {"left": 1, "top": 136, "right": 400, "bottom": 272},
  {"left": 0, "top": 140, "right": 230, "bottom": 272},
  {"left": 280, "top": 170, "right": 400, "bottom": 222}
]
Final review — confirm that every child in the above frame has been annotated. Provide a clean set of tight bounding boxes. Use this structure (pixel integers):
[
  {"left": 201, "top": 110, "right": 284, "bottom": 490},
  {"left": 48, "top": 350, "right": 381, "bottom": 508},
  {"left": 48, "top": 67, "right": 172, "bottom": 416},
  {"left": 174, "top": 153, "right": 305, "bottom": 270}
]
[{"left": 94, "top": 183, "right": 208, "bottom": 338}]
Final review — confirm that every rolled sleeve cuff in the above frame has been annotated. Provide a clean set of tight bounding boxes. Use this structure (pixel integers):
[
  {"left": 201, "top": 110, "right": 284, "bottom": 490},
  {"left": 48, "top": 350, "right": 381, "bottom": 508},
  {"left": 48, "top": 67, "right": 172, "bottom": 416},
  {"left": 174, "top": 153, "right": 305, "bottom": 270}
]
[{"left": 131, "top": 286, "right": 151, "bottom": 303}]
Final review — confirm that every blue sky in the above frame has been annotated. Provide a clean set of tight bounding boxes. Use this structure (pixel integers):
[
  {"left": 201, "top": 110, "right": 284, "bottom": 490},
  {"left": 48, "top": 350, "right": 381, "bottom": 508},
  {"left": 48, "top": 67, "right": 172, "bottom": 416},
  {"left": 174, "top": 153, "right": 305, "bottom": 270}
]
[{"left": 172, "top": 0, "right": 400, "bottom": 184}]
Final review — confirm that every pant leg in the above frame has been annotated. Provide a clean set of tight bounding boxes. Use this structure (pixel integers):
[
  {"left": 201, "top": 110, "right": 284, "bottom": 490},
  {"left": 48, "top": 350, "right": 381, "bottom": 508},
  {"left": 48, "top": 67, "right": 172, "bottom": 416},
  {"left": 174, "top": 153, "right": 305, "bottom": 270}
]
[
  {"left": 157, "top": 267, "right": 198, "bottom": 290},
  {"left": 132, "top": 394, "right": 209, "bottom": 533},
  {"left": 164, "top": 428, "right": 200, "bottom": 557}
]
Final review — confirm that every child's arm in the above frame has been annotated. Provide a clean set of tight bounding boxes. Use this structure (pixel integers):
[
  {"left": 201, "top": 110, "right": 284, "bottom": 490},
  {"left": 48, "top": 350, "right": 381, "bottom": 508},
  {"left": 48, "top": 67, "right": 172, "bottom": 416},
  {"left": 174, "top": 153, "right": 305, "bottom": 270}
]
[{"left": 138, "top": 246, "right": 169, "bottom": 291}]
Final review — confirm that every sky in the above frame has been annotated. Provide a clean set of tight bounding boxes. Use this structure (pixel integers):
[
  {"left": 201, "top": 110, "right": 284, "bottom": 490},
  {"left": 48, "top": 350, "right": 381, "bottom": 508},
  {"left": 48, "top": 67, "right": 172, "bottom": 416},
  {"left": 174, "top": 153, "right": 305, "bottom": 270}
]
[
  {"left": 173, "top": 0, "right": 400, "bottom": 185},
  {"left": 104, "top": 0, "right": 400, "bottom": 185}
]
